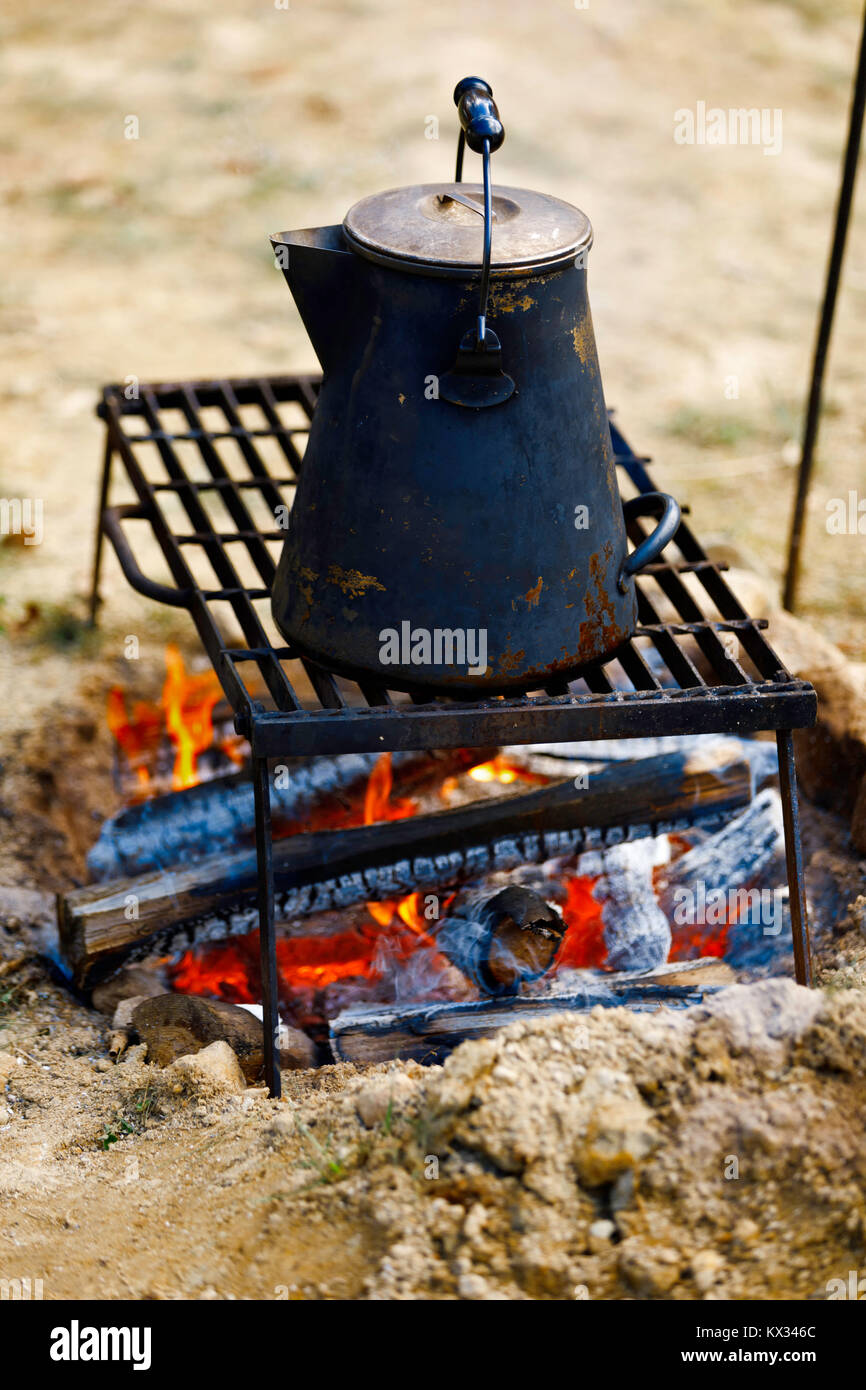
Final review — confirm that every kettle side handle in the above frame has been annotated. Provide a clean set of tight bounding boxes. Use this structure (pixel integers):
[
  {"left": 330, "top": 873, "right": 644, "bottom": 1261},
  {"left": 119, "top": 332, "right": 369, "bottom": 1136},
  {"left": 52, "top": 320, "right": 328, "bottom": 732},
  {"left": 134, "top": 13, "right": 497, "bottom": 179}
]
[{"left": 618, "top": 492, "right": 682, "bottom": 593}]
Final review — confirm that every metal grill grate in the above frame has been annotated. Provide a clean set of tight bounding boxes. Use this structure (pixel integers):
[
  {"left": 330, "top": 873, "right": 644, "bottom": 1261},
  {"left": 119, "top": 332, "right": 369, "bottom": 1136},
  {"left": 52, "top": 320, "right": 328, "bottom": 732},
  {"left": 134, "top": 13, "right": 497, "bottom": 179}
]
[
  {"left": 91, "top": 371, "right": 817, "bottom": 1091},
  {"left": 93, "top": 373, "right": 816, "bottom": 758}
]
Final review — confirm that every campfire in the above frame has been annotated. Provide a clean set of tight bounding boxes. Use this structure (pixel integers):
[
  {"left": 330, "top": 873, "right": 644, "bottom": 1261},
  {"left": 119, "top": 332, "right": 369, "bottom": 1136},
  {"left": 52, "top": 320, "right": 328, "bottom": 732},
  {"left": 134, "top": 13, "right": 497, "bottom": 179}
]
[
  {"left": 58, "top": 658, "right": 791, "bottom": 1067},
  {"left": 78, "top": 369, "right": 817, "bottom": 1094}
]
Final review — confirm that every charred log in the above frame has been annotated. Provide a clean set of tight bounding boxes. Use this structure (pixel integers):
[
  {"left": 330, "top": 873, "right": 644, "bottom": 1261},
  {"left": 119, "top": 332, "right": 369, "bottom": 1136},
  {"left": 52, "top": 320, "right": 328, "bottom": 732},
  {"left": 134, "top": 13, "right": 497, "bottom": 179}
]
[
  {"left": 59, "top": 747, "right": 752, "bottom": 986},
  {"left": 329, "top": 957, "right": 736, "bottom": 1065},
  {"left": 87, "top": 747, "right": 493, "bottom": 881},
  {"left": 433, "top": 886, "right": 565, "bottom": 995}
]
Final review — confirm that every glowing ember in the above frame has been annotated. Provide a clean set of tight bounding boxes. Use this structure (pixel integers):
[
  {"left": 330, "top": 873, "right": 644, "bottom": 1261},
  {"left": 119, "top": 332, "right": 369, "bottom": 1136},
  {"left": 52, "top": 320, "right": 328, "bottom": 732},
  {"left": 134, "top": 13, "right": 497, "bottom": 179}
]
[
  {"left": 169, "top": 926, "right": 385, "bottom": 1002},
  {"left": 557, "top": 875, "right": 608, "bottom": 968},
  {"left": 160, "top": 745, "right": 736, "bottom": 1025}
]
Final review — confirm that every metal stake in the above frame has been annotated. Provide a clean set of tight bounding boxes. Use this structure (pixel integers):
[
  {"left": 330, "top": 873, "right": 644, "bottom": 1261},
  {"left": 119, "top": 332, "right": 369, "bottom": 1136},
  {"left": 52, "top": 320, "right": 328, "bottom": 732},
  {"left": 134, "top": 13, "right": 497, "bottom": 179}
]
[
  {"left": 88, "top": 434, "right": 114, "bottom": 625},
  {"left": 253, "top": 754, "right": 281, "bottom": 1097},
  {"left": 784, "top": 2, "right": 866, "bottom": 610},
  {"left": 776, "top": 728, "right": 813, "bottom": 987}
]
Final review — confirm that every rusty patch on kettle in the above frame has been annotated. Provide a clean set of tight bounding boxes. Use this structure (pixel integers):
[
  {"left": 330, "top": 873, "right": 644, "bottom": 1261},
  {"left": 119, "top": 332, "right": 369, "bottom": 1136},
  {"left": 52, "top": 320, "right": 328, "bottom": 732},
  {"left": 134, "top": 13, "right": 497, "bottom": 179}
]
[
  {"left": 525, "top": 576, "right": 543, "bottom": 608},
  {"left": 325, "top": 565, "right": 386, "bottom": 598},
  {"left": 571, "top": 315, "right": 594, "bottom": 365},
  {"left": 511, "top": 576, "right": 544, "bottom": 612},
  {"left": 489, "top": 287, "right": 536, "bottom": 314}
]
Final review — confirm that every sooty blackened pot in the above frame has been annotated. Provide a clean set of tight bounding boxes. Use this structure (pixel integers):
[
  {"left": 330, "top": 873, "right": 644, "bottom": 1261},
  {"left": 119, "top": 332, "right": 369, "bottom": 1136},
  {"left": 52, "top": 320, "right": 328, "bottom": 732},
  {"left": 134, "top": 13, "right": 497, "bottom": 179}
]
[{"left": 270, "top": 78, "right": 679, "bottom": 691}]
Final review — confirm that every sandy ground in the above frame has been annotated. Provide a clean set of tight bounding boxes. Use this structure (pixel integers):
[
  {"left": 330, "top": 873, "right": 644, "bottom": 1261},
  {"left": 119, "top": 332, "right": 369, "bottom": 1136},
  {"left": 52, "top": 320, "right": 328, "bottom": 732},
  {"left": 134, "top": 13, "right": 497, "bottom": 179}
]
[
  {"left": 2, "top": 963, "right": 866, "bottom": 1301},
  {"left": 0, "top": 0, "right": 864, "bottom": 670}
]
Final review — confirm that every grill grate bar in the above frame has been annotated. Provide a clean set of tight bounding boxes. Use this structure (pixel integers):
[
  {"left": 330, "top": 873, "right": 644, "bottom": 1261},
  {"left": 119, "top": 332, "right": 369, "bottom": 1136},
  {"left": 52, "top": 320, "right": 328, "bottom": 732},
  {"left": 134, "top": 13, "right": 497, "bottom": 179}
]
[{"left": 94, "top": 374, "right": 816, "bottom": 751}]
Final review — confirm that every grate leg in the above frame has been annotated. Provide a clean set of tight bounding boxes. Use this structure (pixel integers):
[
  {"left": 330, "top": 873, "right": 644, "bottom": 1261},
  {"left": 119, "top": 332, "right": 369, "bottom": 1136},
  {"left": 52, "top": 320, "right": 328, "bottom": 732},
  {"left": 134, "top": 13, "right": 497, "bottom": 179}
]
[
  {"left": 776, "top": 728, "right": 813, "bottom": 987},
  {"left": 254, "top": 755, "right": 281, "bottom": 1097},
  {"left": 88, "top": 434, "right": 114, "bottom": 626}
]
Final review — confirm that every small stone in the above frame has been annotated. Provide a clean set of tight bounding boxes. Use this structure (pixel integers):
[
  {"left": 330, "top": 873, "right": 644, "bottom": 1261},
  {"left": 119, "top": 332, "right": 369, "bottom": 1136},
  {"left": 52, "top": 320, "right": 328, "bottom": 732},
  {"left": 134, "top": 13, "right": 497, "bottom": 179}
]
[
  {"left": 691, "top": 1248, "right": 726, "bottom": 1293},
  {"left": 278, "top": 1024, "right": 316, "bottom": 1072},
  {"left": 731, "top": 1217, "right": 761, "bottom": 1248},
  {"left": 355, "top": 1073, "right": 417, "bottom": 1128},
  {"left": 457, "top": 1273, "right": 498, "bottom": 1299},
  {"left": 0, "top": 1053, "right": 23, "bottom": 1081},
  {"left": 573, "top": 1069, "right": 658, "bottom": 1186},
  {"left": 120, "top": 1043, "right": 148, "bottom": 1066},
  {"left": 588, "top": 1219, "right": 616, "bottom": 1254},
  {"left": 619, "top": 1238, "right": 683, "bottom": 1296},
  {"left": 268, "top": 1108, "right": 294, "bottom": 1140},
  {"left": 167, "top": 1040, "right": 246, "bottom": 1094}
]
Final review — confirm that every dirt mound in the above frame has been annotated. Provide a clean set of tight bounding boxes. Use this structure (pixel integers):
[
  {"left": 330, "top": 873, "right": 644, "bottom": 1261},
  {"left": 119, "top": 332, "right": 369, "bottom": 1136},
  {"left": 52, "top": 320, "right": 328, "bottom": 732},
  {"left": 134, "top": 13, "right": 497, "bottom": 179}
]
[{"left": 3, "top": 971, "right": 865, "bottom": 1299}]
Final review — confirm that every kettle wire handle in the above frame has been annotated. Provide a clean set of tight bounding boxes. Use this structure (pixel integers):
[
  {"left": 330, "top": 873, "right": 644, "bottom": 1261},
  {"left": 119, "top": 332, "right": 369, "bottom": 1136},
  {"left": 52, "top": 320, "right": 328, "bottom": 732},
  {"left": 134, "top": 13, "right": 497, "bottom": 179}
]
[{"left": 453, "top": 78, "right": 505, "bottom": 346}]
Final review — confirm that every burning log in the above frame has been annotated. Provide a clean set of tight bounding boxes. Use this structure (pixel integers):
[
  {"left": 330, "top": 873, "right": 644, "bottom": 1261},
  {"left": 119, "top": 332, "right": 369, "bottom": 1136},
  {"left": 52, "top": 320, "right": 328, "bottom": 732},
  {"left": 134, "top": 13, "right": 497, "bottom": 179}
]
[
  {"left": 329, "top": 957, "right": 736, "bottom": 1065},
  {"left": 87, "top": 747, "right": 492, "bottom": 881},
  {"left": 59, "top": 747, "right": 752, "bottom": 986},
  {"left": 433, "top": 886, "right": 565, "bottom": 995}
]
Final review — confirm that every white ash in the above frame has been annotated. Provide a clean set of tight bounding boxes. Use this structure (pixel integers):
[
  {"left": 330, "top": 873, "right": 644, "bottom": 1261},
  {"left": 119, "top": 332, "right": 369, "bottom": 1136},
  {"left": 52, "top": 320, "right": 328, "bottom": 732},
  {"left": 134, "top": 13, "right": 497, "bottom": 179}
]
[
  {"left": 592, "top": 836, "right": 673, "bottom": 972},
  {"left": 657, "top": 788, "right": 784, "bottom": 916}
]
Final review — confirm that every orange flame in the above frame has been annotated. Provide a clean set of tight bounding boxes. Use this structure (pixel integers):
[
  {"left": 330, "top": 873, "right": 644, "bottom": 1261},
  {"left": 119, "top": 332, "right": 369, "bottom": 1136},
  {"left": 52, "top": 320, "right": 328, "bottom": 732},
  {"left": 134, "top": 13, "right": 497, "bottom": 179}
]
[
  {"left": 363, "top": 751, "right": 417, "bottom": 825},
  {"left": 162, "top": 644, "right": 224, "bottom": 790},
  {"left": 105, "top": 687, "right": 163, "bottom": 794},
  {"left": 106, "top": 645, "right": 247, "bottom": 796},
  {"left": 468, "top": 754, "right": 549, "bottom": 787}
]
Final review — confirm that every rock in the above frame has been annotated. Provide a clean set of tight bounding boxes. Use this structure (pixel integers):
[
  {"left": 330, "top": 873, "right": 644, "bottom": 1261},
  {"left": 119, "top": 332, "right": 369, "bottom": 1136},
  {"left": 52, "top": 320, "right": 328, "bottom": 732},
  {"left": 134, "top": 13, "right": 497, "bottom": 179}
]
[
  {"left": 587, "top": 1218, "right": 616, "bottom": 1253},
  {"left": 355, "top": 1072, "right": 418, "bottom": 1128},
  {"left": 619, "top": 1237, "right": 683, "bottom": 1295},
  {"left": 268, "top": 1108, "right": 294, "bottom": 1141},
  {"left": 456, "top": 1272, "right": 506, "bottom": 1300},
  {"left": 731, "top": 1217, "right": 761, "bottom": 1249},
  {"left": 691, "top": 978, "right": 824, "bottom": 1068},
  {"left": 277, "top": 1022, "right": 316, "bottom": 1072},
  {"left": 120, "top": 1042, "right": 148, "bottom": 1066},
  {"left": 0, "top": 1052, "right": 24, "bottom": 1081},
  {"left": 764, "top": 609, "right": 866, "bottom": 832},
  {"left": 168, "top": 1040, "right": 246, "bottom": 1094},
  {"left": 691, "top": 1248, "right": 726, "bottom": 1293},
  {"left": 130, "top": 993, "right": 313, "bottom": 1083},
  {"left": 92, "top": 965, "right": 165, "bottom": 1018},
  {"left": 572, "top": 1067, "right": 658, "bottom": 1186}
]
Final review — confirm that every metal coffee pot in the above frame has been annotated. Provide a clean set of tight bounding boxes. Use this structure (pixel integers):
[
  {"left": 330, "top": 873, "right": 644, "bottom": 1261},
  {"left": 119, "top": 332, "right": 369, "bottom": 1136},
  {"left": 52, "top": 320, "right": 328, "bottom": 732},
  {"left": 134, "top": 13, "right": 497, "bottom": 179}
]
[{"left": 270, "top": 78, "right": 679, "bottom": 691}]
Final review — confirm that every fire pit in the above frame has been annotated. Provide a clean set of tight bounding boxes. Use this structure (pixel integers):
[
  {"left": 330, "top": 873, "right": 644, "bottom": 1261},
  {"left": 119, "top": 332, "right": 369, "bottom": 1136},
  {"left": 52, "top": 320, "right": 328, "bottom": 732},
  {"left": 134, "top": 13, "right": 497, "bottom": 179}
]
[{"left": 80, "top": 372, "right": 818, "bottom": 1095}]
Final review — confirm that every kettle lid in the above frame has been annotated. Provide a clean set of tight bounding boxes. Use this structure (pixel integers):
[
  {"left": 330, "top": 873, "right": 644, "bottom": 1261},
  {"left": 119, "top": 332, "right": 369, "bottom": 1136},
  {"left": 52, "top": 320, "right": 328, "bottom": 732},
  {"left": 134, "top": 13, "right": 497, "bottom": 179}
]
[{"left": 342, "top": 182, "right": 592, "bottom": 276}]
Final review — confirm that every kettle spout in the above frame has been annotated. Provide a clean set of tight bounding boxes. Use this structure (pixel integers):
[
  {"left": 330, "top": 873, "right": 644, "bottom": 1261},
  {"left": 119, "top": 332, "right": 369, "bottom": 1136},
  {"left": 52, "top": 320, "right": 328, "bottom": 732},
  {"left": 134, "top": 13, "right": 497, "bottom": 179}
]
[{"left": 270, "top": 225, "right": 362, "bottom": 374}]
